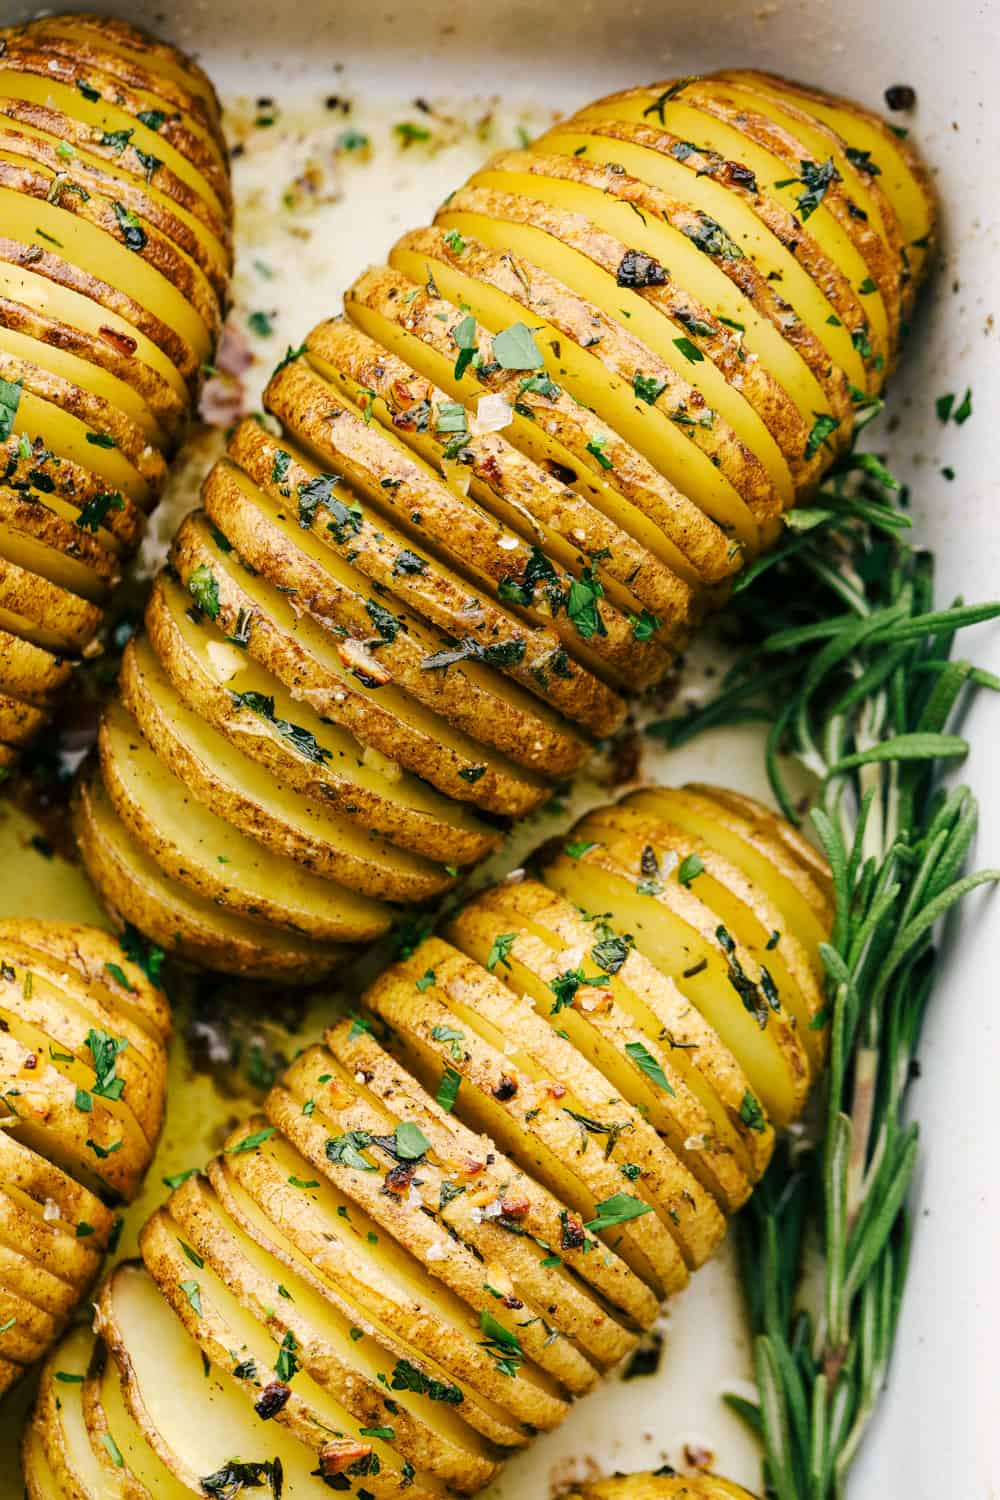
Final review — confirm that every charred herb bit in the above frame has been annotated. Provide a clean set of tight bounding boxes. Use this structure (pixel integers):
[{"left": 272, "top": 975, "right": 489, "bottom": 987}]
[
  {"left": 633, "top": 371, "right": 667, "bottom": 406},
  {"left": 254, "top": 1381, "right": 291, "bottom": 1420},
  {"left": 498, "top": 544, "right": 564, "bottom": 612},
  {"left": 491, "top": 1075, "right": 518, "bottom": 1102},
  {"left": 0, "top": 378, "right": 22, "bottom": 443},
  {"left": 591, "top": 928, "right": 634, "bottom": 975},
  {"left": 100, "top": 128, "right": 134, "bottom": 154},
  {"left": 230, "top": 691, "right": 333, "bottom": 767},
  {"left": 421, "top": 636, "right": 526, "bottom": 672},
  {"left": 457, "top": 763, "right": 486, "bottom": 783},
  {"left": 716, "top": 924, "right": 769, "bottom": 1029},
  {"left": 884, "top": 83, "right": 916, "bottom": 110},
  {"left": 76, "top": 79, "right": 101, "bottom": 102},
  {"left": 616, "top": 248, "right": 667, "bottom": 289},
  {"left": 478, "top": 1309, "right": 522, "bottom": 1377},
  {"left": 112, "top": 201, "right": 146, "bottom": 251},
  {"left": 137, "top": 108, "right": 169, "bottom": 131},
  {"left": 805, "top": 413, "right": 840, "bottom": 460},
  {"left": 563, "top": 1107, "right": 633, "bottom": 1159},
  {"left": 683, "top": 212, "right": 745, "bottom": 261},
  {"left": 585, "top": 1192, "right": 653, "bottom": 1233},
  {"left": 201, "top": 1459, "right": 284, "bottom": 1500},
  {"left": 296, "top": 472, "right": 341, "bottom": 529},
  {"left": 786, "top": 157, "right": 841, "bottom": 221},
  {"left": 392, "top": 548, "right": 428, "bottom": 576},
  {"left": 387, "top": 1359, "right": 463, "bottom": 1404},
  {"left": 134, "top": 147, "right": 162, "bottom": 183},
  {"left": 622, "top": 1329, "right": 664, "bottom": 1380},
  {"left": 326, "top": 1130, "right": 376, "bottom": 1172},
  {"left": 188, "top": 563, "right": 221, "bottom": 620},
  {"left": 624, "top": 1039, "right": 674, "bottom": 1094}
]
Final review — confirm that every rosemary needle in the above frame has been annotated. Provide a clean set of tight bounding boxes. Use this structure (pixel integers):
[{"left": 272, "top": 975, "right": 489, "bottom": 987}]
[{"left": 650, "top": 445, "right": 1000, "bottom": 1499}]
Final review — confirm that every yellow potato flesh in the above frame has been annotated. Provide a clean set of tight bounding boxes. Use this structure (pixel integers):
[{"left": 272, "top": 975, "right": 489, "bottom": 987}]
[
  {"left": 10, "top": 385, "right": 149, "bottom": 504},
  {"left": 0, "top": 185, "right": 210, "bottom": 361},
  {"left": 528, "top": 130, "right": 866, "bottom": 394},
  {"left": 23, "top": 1422, "right": 63, "bottom": 1500},
  {"left": 0, "top": 256, "right": 187, "bottom": 399},
  {"left": 389, "top": 241, "right": 760, "bottom": 551},
  {"left": 41, "top": 1326, "right": 105, "bottom": 1497},
  {"left": 0, "top": 320, "right": 165, "bottom": 445},
  {"left": 434, "top": 201, "right": 793, "bottom": 505},
  {"left": 96, "top": 1348, "right": 193, "bottom": 1500},
  {"left": 569, "top": 94, "right": 889, "bottom": 364},
  {"left": 544, "top": 851, "right": 805, "bottom": 1125},
  {"left": 0, "top": 516, "right": 108, "bottom": 602},
  {"left": 0, "top": 70, "right": 225, "bottom": 218},
  {"left": 31, "top": 15, "right": 221, "bottom": 112}
]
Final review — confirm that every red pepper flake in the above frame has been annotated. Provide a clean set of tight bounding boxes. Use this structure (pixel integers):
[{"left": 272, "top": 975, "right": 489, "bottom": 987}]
[
  {"left": 491, "top": 1075, "right": 518, "bottom": 1102},
  {"left": 254, "top": 1381, "right": 291, "bottom": 1420},
  {"left": 499, "top": 1190, "right": 530, "bottom": 1220},
  {"left": 384, "top": 1162, "right": 415, "bottom": 1196}
]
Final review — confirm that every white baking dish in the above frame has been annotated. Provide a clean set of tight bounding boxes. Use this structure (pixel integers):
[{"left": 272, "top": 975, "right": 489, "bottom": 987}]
[{"left": 0, "top": 0, "right": 997, "bottom": 1493}]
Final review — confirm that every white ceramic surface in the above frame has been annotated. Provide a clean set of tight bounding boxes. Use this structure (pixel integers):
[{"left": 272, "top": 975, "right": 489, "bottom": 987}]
[{"left": 1, "top": 0, "right": 998, "bottom": 1493}]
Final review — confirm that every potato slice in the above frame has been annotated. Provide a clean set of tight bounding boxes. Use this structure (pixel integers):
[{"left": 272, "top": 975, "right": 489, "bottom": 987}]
[
  {"left": 0, "top": 1128, "right": 112, "bottom": 1276},
  {"left": 273, "top": 1045, "right": 596, "bottom": 1398},
  {"left": 0, "top": 1238, "right": 79, "bottom": 1321},
  {"left": 164, "top": 1171, "right": 501, "bottom": 1493},
  {"left": 568, "top": 1474, "right": 758, "bottom": 1500},
  {"left": 74, "top": 766, "right": 347, "bottom": 981},
  {"left": 527, "top": 121, "right": 859, "bottom": 418},
  {"left": 305, "top": 317, "right": 688, "bottom": 660},
  {"left": 121, "top": 632, "right": 474, "bottom": 900},
  {"left": 98, "top": 1259, "right": 392, "bottom": 1499},
  {"left": 446, "top": 883, "right": 758, "bottom": 1212},
  {"left": 201, "top": 450, "right": 587, "bottom": 778},
  {"left": 0, "top": 932, "right": 166, "bottom": 1145},
  {"left": 685, "top": 781, "right": 835, "bottom": 907},
  {"left": 581, "top": 799, "right": 827, "bottom": 1065},
  {"left": 263, "top": 358, "right": 629, "bottom": 727},
  {"left": 542, "top": 831, "right": 811, "bottom": 1126},
  {"left": 0, "top": 626, "right": 71, "bottom": 705},
  {"left": 634, "top": 785, "right": 833, "bottom": 956},
  {"left": 30, "top": 1325, "right": 107, "bottom": 1500},
  {"left": 346, "top": 266, "right": 736, "bottom": 590},
  {"left": 326, "top": 1017, "right": 652, "bottom": 1354},
  {"left": 388, "top": 227, "right": 772, "bottom": 553},
  {"left": 99, "top": 695, "right": 392, "bottom": 943},
  {"left": 0, "top": 487, "right": 117, "bottom": 602},
  {"left": 0, "top": 687, "right": 45, "bottom": 745},
  {"left": 82, "top": 1335, "right": 197, "bottom": 1500},
  {"left": 434, "top": 179, "right": 809, "bottom": 501},
  {"left": 365, "top": 943, "right": 699, "bottom": 1298},
  {"left": 172, "top": 510, "right": 548, "bottom": 818},
  {"left": 140, "top": 1210, "right": 444, "bottom": 1500},
  {"left": 0, "top": 553, "right": 101, "bottom": 654},
  {"left": 144, "top": 572, "right": 488, "bottom": 873},
  {"left": 210, "top": 1121, "right": 532, "bottom": 1451}
]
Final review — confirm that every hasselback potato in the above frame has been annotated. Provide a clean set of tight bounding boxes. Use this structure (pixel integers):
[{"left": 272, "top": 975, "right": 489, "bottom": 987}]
[
  {"left": 0, "top": 12, "right": 232, "bottom": 761},
  {"left": 0, "top": 918, "right": 169, "bottom": 1396},
  {"left": 74, "top": 69, "right": 933, "bottom": 978},
  {"left": 564, "top": 1474, "right": 757, "bottom": 1500},
  {"left": 26, "top": 784, "right": 829, "bottom": 1497}
]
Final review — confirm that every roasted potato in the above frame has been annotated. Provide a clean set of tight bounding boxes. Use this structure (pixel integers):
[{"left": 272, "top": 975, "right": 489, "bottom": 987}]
[
  {"left": 76, "top": 71, "right": 931, "bottom": 975},
  {"left": 28, "top": 782, "right": 828, "bottom": 1496},
  {"left": 562, "top": 1473, "right": 758, "bottom": 1500},
  {"left": 0, "top": 916, "right": 169, "bottom": 1396},
  {"left": 0, "top": 12, "right": 232, "bottom": 760}
]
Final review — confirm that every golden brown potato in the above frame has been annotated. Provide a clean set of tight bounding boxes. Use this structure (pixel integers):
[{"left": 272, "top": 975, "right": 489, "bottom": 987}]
[
  {"left": 29, "top": 781, "right": 828, "bottom": 1495},
  {"left": 563, "top": 1473, "right": 759, "bottom": 1500},
  {"left": 0, "top": 914, "right": 169, "bottom": 1396},
  {"left": 77, "top": 69, "right": 930, "bottom": 975},
  {"left": 0, "top": 11, "right": 232, "bottom": 759}
]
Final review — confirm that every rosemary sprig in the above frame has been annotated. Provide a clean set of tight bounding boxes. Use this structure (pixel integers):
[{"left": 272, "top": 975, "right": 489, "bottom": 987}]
[{"left": 650, "top": 447, "right": 1000, "bottom": 1498}]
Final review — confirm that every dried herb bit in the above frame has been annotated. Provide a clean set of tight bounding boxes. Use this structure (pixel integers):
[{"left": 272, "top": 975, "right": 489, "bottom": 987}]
[
  {"left": 478, "top": 1309, "right": 522, "bottom": 1377},
  {"left": 585, "top": 1192, "right": 653, "bottom": 1233},
  {"left": 76, "top": 79, "right": 101, "bottom": 102},
  {"left": 326, "top": 1130, "right": 376, "bottom": 1171},
  {"left": 112, "top": 201, "right": 146, "bottom": 251},
  {"left": 560, "top": 1208, "right": 586, "bottom": 1250},
  {"left": 499, "top": 544, "right": 564, "bottom": 612},
  {"left": 805, "top": 413, "right": 840, "bottom": 460},
  {"left": 739, "top": 1089, "right": 767, "bottom": 1134},
  {"left": 0, "top": 378, "right": 23, "bottom": 443},
  {"left": 421, "top": 636, "right": 526, "bottom": 672},
  {"left": 633, "top": 371, "right": 667, "bottom": 406},
  {"left": 642, "top": 78, "right": 698, "bottom": 123},
  {"left": 616, "top": 248, "right": 667, "bottom": 289},
  {"left": 563, "top": 1108, "right": 633, "bottom": 1158},
  {"left": 76, "top": 490, "right": 125, "bottom": 533},
  {"left": 388, "top": 1358, "right": 463, "bottom": 1403},
  {"left": 683, "top": 212, "right": 744, "bottom": 261},
  {"left": 296, "top": 472, "right": 341, "bottom": 529},
  {"left": 230, "top": 691, "right": 332, "bottom": 767},
  {"left": 716, "top": 924, "right": 769, "bottom": 1028},
  {"left": 566, "top": 567, "right": 607, "bottom": 641},
  {"left": 137, "top": 108, "right": 168, "bottom": 131},
  {"left": 591, "top": 928, "right": 634, "bottom": 975},
  {"left": 492, "top": 322, "right": 545, "bottom": 371},
  {"left": 201, "top": 1459, "right": 284, "bottom": 1500},
  {"left": 188, "top": 564, "right": 220, "bottom": 619},
  {"left": 624, "top": 1039, "right": 674, "bottom": 1094},
  {"left": 787, "top": 157, "right": 841, "bottom": 221},
  {"left": 486, "top": 932, "right": 516, "bottom": 972},
  {"left": 677, "top": 853, "right": 704, "bottom": 887}
]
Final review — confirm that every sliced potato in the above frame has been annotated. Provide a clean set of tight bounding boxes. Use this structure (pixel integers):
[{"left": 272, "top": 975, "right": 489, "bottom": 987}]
[
  {"left": 98, "top": 695, "right": 392, "bottom": 943},
  {"left": 567, "top": 1473, "right": 758, "bottom": 1500},
  {"left": 171, "top": 509, "right": 549, "bottom": 818},
  {"left": 0, "top": 553, "right": 102, "bottom": 654},
  {"left": 0, "top": 626, "right": 71, "bottom": 706},
  {"left": 74, "top": 764, "right": 347, "bottom": 981},
  {"left": 144, "top": 570, "right": 494, "bottom": 870}
]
